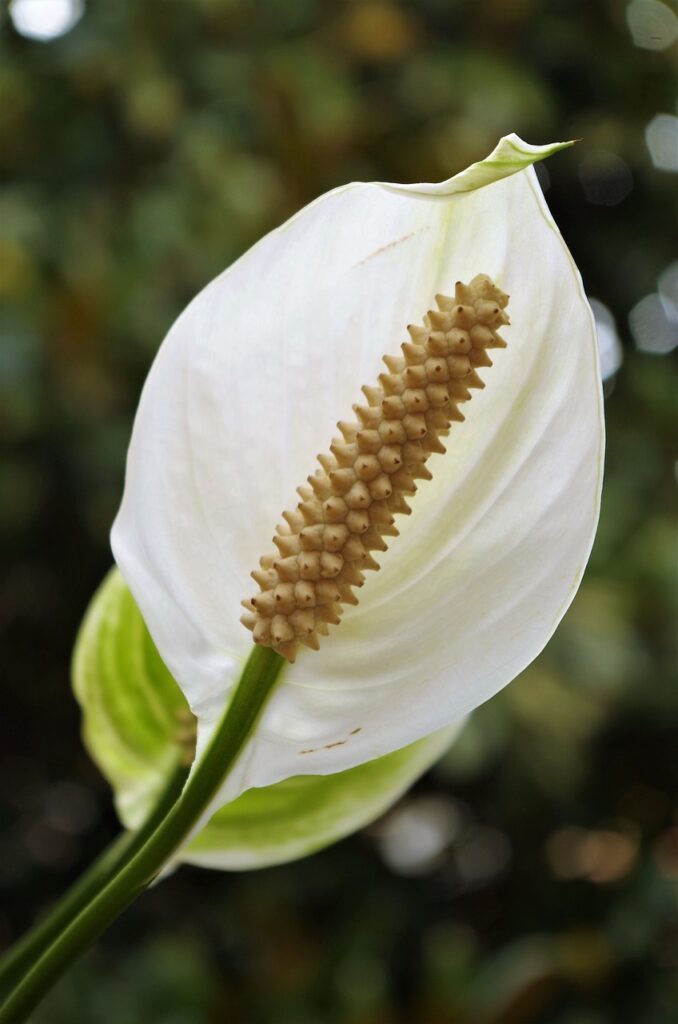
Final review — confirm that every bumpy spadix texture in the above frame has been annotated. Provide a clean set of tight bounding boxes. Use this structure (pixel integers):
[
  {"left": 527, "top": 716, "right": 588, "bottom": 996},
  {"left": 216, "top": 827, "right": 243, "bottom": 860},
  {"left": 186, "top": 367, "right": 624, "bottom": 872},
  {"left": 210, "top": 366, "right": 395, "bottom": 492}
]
[{"left": 242, "top": 275, "right": 509, "bottom": 661}]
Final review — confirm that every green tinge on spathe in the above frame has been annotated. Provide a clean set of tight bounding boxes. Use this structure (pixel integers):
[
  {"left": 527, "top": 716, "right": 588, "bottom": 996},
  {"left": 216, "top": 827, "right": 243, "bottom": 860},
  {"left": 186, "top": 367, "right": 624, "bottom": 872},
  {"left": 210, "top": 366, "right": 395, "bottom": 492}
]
[
  {"left": 72, "top": 570, "right": 456, "bottom": 870},
  {"left": 72, "top": 569, "right": 187, "bottom": 828}
]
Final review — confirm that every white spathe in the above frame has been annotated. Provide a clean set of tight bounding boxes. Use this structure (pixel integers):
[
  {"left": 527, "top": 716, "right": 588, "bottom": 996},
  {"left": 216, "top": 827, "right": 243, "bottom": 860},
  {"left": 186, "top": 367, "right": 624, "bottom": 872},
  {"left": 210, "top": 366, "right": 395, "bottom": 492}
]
[{"left": 112, "top": 134, "right": 604, "bottom": 809}]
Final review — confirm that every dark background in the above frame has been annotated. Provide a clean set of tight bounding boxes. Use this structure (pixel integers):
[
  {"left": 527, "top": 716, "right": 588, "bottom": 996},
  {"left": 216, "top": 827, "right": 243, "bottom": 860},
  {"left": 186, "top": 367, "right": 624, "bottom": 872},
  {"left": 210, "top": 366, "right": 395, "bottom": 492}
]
[{"left": 1, "top": 1, "right": 676, "bottom": 1021}]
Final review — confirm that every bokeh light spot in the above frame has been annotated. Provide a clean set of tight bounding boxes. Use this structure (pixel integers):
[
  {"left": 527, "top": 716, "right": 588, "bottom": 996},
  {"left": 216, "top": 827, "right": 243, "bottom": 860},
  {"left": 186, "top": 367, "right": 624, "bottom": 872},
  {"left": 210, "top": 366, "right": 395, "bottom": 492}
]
[
  {"left": 645, "top": 113, "right": 678, "bottom": 172},
  {"left": 9, "top": 0, "right": 83, "bottom": 41},
  {"left": 339, "top": 1, "right": 419, "bottom": 62},
  {"left": 590, "top": 299, "right": 623, "bottom": 380},
  {"left": 452, "top": 824, "right": 511, "bottom": 887},
  {"left": 578, "top": 149, "right": 633, "bottom": 206},
  {"left": 629, "top": 292, "right": 678, "bottom": 354},
  {"left": 546, "top": 825, "right": 639, "bottom": 884},
  {"left": 658, "top": 259, "right": 678, "bottom": 322},
  {"left": 626, "top": 0, "right": 678, "bottom": 51},
  {"left": 374, "top": 796, "right": 462, "bottom": 876}
]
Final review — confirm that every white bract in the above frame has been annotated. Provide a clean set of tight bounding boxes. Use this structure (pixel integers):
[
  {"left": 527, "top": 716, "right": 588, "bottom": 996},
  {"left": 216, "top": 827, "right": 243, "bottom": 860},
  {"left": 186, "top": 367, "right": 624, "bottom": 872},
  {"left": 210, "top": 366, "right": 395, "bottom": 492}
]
[{"left": 112, "top": 134, "right": 604, "bottom": 821}]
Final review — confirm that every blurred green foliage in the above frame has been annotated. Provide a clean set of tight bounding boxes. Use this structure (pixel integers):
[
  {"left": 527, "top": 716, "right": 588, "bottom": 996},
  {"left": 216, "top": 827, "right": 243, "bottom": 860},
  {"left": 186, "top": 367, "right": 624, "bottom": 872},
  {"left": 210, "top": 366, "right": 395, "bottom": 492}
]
[{"left": 1, "top": 0, "right": 676, "bottom": 1021}]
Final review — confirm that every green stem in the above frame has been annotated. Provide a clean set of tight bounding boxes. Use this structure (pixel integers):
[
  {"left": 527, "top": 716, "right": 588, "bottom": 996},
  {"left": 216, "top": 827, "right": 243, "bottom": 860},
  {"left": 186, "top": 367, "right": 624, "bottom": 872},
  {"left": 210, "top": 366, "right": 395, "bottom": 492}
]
[
  {"left": 0, "top": 645, "right": 284, "bottom": 1024},
  {"left": 0, "top": 758, "right": 189, "bottom": 998}
]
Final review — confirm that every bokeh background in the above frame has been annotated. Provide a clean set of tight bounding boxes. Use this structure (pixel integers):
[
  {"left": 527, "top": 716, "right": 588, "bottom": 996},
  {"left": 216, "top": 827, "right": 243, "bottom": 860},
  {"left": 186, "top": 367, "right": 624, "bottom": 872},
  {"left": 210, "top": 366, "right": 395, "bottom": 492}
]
[{"left": 1, "top": 0, "right": 677, "bottom": 1021}]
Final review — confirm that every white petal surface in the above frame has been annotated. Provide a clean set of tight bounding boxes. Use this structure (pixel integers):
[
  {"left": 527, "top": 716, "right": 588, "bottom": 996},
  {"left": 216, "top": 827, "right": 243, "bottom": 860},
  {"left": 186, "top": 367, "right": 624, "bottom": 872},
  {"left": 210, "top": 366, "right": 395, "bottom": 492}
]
[{"left": 112, "top": 135, "right": 604, "bottom": 806}]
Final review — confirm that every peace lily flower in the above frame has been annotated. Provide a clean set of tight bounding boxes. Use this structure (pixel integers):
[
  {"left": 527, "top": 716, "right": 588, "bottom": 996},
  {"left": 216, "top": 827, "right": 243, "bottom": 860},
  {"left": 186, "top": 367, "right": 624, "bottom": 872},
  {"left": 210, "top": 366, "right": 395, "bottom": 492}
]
[{"left": 103, "top": 134, "right": 603, "bottom": 867}]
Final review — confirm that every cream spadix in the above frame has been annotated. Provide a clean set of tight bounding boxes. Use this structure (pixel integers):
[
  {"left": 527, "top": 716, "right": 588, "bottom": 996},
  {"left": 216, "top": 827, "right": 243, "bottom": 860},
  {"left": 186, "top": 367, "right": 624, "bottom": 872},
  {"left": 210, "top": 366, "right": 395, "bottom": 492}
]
[
  {"left": 111, "top": 134, "right": 604, "bottom": 815},
  {"left": 243, "top": 274, "right": 510, "bottom": 661}
]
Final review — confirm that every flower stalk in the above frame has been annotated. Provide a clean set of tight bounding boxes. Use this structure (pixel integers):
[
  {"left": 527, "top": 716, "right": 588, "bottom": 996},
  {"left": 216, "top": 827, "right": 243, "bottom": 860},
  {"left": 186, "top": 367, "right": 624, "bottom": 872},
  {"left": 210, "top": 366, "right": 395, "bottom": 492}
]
[{"left": 0, "top": 645, "right": 285, "bottom": 1024}]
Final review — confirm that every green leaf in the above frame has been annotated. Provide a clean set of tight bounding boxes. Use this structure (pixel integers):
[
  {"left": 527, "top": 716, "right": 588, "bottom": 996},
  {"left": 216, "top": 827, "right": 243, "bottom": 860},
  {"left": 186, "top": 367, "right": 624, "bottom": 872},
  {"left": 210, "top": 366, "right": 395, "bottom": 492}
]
[{"left": 73, "top": 570, "right": 458, "bottom": 869}]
